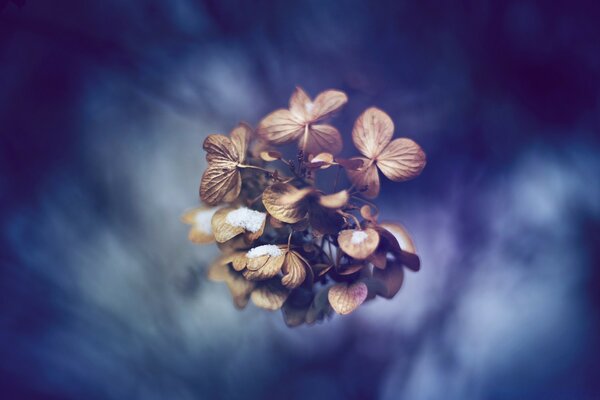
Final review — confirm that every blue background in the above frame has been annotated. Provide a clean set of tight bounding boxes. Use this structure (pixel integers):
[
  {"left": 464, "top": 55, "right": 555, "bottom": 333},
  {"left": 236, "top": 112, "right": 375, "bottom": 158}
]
[{"left": 1, "top": 1, "right": 599, "bottom": 399}]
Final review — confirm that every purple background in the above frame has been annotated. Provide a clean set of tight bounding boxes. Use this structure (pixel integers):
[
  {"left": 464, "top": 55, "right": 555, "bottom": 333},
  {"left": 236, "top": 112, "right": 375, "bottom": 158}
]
[{"left": 1, "top": 1, "right": 599, "bottom": 399}]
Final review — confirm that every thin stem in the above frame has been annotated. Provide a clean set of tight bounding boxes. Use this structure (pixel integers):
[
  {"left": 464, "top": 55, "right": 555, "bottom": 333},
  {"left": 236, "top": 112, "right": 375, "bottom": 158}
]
[
  {"left": 332, "top": 165, "right": 341, "bottom": 192},
  {"left": 287, "top": 230, "right": 293, "bottom": 249},
  {"left": 302, "top": 124, "right": 309, "bottom": 154}
]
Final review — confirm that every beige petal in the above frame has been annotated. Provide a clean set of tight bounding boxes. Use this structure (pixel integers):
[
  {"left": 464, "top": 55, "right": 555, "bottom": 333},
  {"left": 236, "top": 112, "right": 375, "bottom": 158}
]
[
  {"left": 328, "top": 282, "right": 368, "bottom": 315},
  {"left": 200, "top": 162, "right": 239, "bottom": 205},
  {"left": 231, "top": 253, "right": 248, "bottom": 271},
  {"left": 377, "top": 138, "right": 426, "bottom": 181},
  {"left": 318, "top": 190, "right": 349, "bottom": 209},
  {"left": 352, "top": 107, "right": 394, "bottom": 159},
  {"left": 259, "top": 150, "right": 282, "bottom": 162},
  {"left": 372, "top": 261, "right": 405, "bottom": 299},
  {"left": 222, "top": 170, "right": 242, "bottom": 203},
  {"left": 251, "top": 281, "right": 290, "bottom": 311},
  {"left": 262, "top": 183, "right": 310, "bottom": 224},
  {"left": 243, "top": 253, "right": 285, "bottom": 280},
  {"left": 289, "top": 86, "right": 312, "bottom": 120},
  {"left": 257, "top": 109, "right": 304, "bottom": 145},
  {"left": 336, "top": 158, "right": 364, "bottom": 171},
  {"left": 229, "top": 122, "right": 252, "bottom": 164},
  {"left": 359, "top": 205, "right": 378, "bottom": 223},
  {"left": 311, "top": 89, "right": 347, "bottom": 121},
  {"left": 298, "top": 124, "right": 343, "bottom": 155},
  {"left": 211, "top": 208, "right": 243, "bottom": 243},
  {"left": 346, "top": 158, "right": 380, "bottom": 198},
  {"left": 181, "top": 207, "right": 216, "bottom": 244},
  {"left": 203, "top": 134, "right": 238, "bottom": 164},
  {"left": 307, "top": 152, "right": 334, "bottom": 169},
  {"left": 338, "top": 228, "right": 380, "bottom": 260},
  {"left": 379, "top": 222, "right": 420, "bottom": 271},
  {"left": 281, "top": 251, "right": 308, "bottom": 289}
]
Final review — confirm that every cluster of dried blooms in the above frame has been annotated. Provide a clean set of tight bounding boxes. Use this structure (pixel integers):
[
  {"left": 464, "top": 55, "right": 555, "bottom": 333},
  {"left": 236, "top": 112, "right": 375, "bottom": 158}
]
[{"left": 182, "top": 87, "right": 426, "bottom": 326}]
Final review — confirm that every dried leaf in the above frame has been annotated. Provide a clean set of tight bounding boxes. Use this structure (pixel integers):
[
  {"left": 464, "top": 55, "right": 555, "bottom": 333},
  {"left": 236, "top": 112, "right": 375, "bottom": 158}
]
[
  {"left": 318, "top": 190, "right": 349, "bottom": 209},
  {"left": 346, "top": 158, "right": 380, "bottom": 199},
  {"left": 229, "top": 123, "right": 252, "bottom": 164},
  {"left": 352, "top": 107, "right": 394, "bottom": 159},
  {"left": 371, "top": 261, "right": 404, "bottom": 299},
  {"left": 328, "top": 282, "right": 368, "bottom": 315},
  {"left": 243, "top": 252, "right": 286, "bottom": 280},
  {"left": 211, "top": 207, "right": 244, "bottom": 243},
  {"left": 257, "top": 109, "right": 303, "bottom": 145},
  {"left": 377, "top": 138, "right": 426, "bottom": 181},
  {"left": 281, "top": 251, "right": 308, "bottom": 289},
  {"left": 359, "top": 205, "right": 378, "bottom": 223},
  {"left": 203, "top": 134, "right": 239, "bottom": 164},
  {"left": 251, "top": 280, "right": 290, "bottom": 310},
  {"left": 338, "top": 228, "right": 380, "bottom": 260},
  {"left": 311, "top": 89, "right": 348, "bottom": 121},
  {"left": 380, "top": 222, "right": 420, "bottom": 271},
  {"left": 262, "top": 183, "right": 310, "bottom": 224},
  {"left": 200, "top": 161, "right": 240, "bottom": 205},
  {"left": 289, "top": 86, "right": 311, "bottom": 120}
]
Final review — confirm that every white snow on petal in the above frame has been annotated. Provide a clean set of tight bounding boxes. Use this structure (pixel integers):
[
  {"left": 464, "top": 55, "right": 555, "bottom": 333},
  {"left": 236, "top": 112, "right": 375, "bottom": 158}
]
[
  {"left": 194, "top": 207, "right": 219, "bottom": 234},
  {"left": 246, "top": 245, "right": 283, "bottom": 259},
  {"left": 351, "top": 230, "right": 368, "bottom": 244},
  {"left": 225, "top": 207, "right": 266, "bottom": 233}
]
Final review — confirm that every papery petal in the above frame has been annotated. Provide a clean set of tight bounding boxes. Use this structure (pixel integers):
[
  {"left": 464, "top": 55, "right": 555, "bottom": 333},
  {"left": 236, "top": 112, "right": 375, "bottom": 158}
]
[
  {"left": 311, "top": 90, "right": 347, "bottom": 121},
  {"left": 345, "top": 158, "right": 380, "bottom": 198},
  {"left": 230, "top": 122, "right": 252, "bottom": 164},
  {"left": 376, "top": 138, "right": 426, "bottom": 181},
  {"left": 328, "top": 282, "right": 368, "bottom": 315},
  {"left": 251, "top": 280, "right": 290, "bottom": 310},
  {"left": 200, "top": 162, "right": 239, "bottom": 205},
  {"left": 379, "top": 222, "right": 420, "bottom": 271},
  {"left": 318, "top": 190, "right": 349, "bottom": 209},
  {"left": 262, "top": 183, "right": 310, "bottom": 224},
  {"left": 352, "top": 107, "right": 394, "bottom": 159},
  {"left": 281, "top": 251, "right": 309, "bottom": 289},
  {"left": 338, "top": 228, "right": 380, "bottom": 260},
  {"left": 257, "top": 109, "right": 304, "bottom": 145},
  {"left": 289, "top": 86, "right": 312, "bottom": 120},
  {"left": 222, "top": 172, "right": 242, "bottom": 203},
  {"left": 211, "top": 208, "right": 244, "bottom": 243},
  {"left": 371, "top": 261, "right": 405, "bottom": 299},
  {"left": 243, "top": 253, "right": 286, "bottom": 280},
  {"left": 299, "top": 124, "right": 343, "bottom": 155},
  {"left": 203, "top": 134, "right": 238, "bottom": 163}
]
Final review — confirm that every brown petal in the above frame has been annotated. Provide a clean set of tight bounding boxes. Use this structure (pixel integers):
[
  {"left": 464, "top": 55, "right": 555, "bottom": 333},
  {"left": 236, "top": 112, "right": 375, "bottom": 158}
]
[
  {"left": 379, "top": 222, "right": 420, "bottom": 271},
  {"left": 338, "top": 228, "right": 380, "bottom": 260},
  {"left": 200, "top": 162, "right": 240, "bottom": 205},
  {"left": 257, "top": 109, "right": 304, "bottom": 145},
  {"left": 376, "top": 138, "right": 426, "bottom": 181},
  {"left": 336, "top": 263, "right": 365, "bottom": 276},
  {"left": 352, "top": 107, "right": 394, "bottom": 159},
  {"left": 211, "top": 208, "right": 244, "bottom": 243},
  {"left": 328, "top": 282, "right": 368, "bottom": 315},
  {"left": 230, "top": 122, "right": 252, "bottom": 164},
  {"left": 372, "top": 261, "right": 405, "bottom": 298},
  {"left": 262, "top": 183, "right": 310, "bottom": 224},
  {"left": 203, "top": 134, "right": 238, "bottom": 163},
  {"left": 259, "top": 150, "right": 282, "bottom": 162},
  {"left": 318, "top": 190, "right": 349, "bottom": 209},
  {"left": 346, "top": 158, "right": 380, "bottom": 198},
  {"left": 281, "top": 251, "right": 308, "bottom": 289},
  {"left": 299, "top": 124, "right": 343, "bottom": 155},
  {"left": 243, "top": 253, "right": 285, "bottom": 280},
  {"left": 222, "top": 171, "right": 242, "bottom": 203},
  {"left": 181, "top": 207, "right": 216, "bottom": 244},
  {"left": 231, "top": 253, "right": 247, "bottom": 271},
  {"left": 289, "top": 86, "right": 312, "bottom": 120},
  {"left": 336, "top": 158, "right": 364, "bottom": 170},
  {"left": 311, "top": 89, "right": 348, "bottom": 121},
  {"left": 250, "top": 280, "right": 290, "bottom": 310},
  {"left": 309, "top": 205, "right": 344, "bottom": 235},
  {"left": 359, "top": 205, "right": 378, "bottom": 223},
  {"left": 307, "top": 152, "right": 334, "bottom": 169}
]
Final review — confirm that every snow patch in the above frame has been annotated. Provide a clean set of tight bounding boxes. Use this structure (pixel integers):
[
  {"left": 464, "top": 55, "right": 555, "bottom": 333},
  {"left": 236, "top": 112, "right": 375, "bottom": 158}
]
[
  {"left": 246, "top": 245, "right": 283, "bottom": 259},
  {"left": 351, "top": 230, "right": 369, "bottom": 244},
  {"left": 226, "top": 207, "right": 266, "bottom": 233}
]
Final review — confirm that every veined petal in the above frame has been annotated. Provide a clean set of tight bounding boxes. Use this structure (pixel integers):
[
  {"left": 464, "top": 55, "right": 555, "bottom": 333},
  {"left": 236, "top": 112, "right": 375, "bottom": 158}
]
[
  {"left": 200, "top": 162, "right": 239, "bottom": 205},
  {"left": 299, "top": 124, "right": 343, "bottom": 155},
  {"left": 346, "top": 158, "right": 380, "bottom": 198},
  {"left": 251, "top": 281, "right": 290, "bottom": 310},
  {"left": 262, "top": 183, "right": 310, "bottom": 224},
  {"left": 257, "top": 109, "right": 304, "bottom": 145},
  {"left": 328, "top": 282, "right": 368, "bottom": 315},
  {"left": 311, "top": 89, "right": 347, "bottom": 122},
  {"left": 376, "top": 138, "right": 426, "bottom": 181},
  {"left": 338, "top": 228, "right": 380, "bottom": 260},
  {"left": 281, "top": 251, "right": 309, "bottom": 289},
  {"left": 243, "top": 253, "right": 286, "bottom": 280},
  {"left": 352, "top": 107, "right": 394, "bottom": 159},
  {"left": 203, "top": 134, "right": 238, "bottom": 164},
  {"left": 230, "top": 122, "right": 252, "bottom": 164},
  {"left": 289, "top": 86, "right": 312, "bottom": 121},
  {"left": 211, "top": 207, "right": 244, "bottom": 243}
]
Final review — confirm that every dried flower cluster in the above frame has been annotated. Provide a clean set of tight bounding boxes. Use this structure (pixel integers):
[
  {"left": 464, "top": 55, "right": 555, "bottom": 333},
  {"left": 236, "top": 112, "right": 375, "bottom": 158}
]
[{"left": 183, "top": 87, "right": 426, "bottom": 326}]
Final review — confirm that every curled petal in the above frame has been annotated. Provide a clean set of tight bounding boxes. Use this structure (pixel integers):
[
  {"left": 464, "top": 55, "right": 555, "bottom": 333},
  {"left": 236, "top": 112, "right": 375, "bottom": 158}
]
[
  {"left": 377, "top": 138, "right": 426, "bottom": 181},
  {"left": 259, "top": 150, "right": 282, "bottom": 162},
  {"left": 308, "top": 152, "right": 334, "bottom": 169},
  {"left": 257, "top": 109, "right": 304, "bottom": 145},
  {"left": 203, "top": 134, "right": 238, "bottom": 164},
  {"left": 379, "top": 222, "right": 420, "bottom": 271},
  {"left": 338, "top": 228, "right": 380, "bottom": 260},
  {"left": 299, "top": 124, "right": 343, "bottom": 155},
  {"left": 311, "top": 90, "right": 348, "bottom": 121},
  {"left": 352, "top": 107, "right": 394, "bottom": 159},
  {"left": 200, "top": 162, "right": 240, "bottom": 205},
  {"left": 230, "top": 123, "right": 252, "bottom": 164},
  {"left": 211, "top": 208, "right": 244, "bottom": 243},
  {"left": 319, "top": 190, "right": 349, "bottom": 209},
  {"left": 262, "top": 183, "right": 310, "bottom": 224},
  {"left": 281, "top": 251, "right": 309, "bottom": 289},
  {"left": 289, "top": 86, "right": 312, "bottom": 120},
  {"left": 328, "top": 282, "right": 368, "bottom": 315},
  {"left": 251, "top": 280, "right": 290, "bottom": 311},
  {"left": 346, "top": 158, "right": 380, "bottom": 198},
  {"left": 359, "top": 205, "right": 378, "bottom": 223},
  {"left": 222, "top": 171, "right": 242, "bottom": 203},
  {"left": 243, "top": 253, "right": 286, "bottom": 280}
]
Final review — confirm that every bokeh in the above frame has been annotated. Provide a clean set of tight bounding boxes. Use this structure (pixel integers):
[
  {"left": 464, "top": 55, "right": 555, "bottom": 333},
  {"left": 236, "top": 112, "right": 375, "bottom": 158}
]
[{"left": 1, "top": 1, "right": 599, "bottom": 399}]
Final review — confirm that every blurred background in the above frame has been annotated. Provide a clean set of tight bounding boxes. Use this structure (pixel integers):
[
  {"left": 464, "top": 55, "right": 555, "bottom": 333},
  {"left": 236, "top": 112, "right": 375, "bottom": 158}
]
[{"left": 1, "top": 1, "right": 599, "bottom": 399}]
